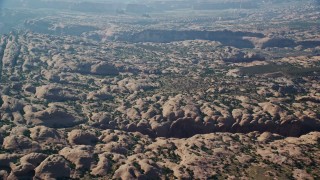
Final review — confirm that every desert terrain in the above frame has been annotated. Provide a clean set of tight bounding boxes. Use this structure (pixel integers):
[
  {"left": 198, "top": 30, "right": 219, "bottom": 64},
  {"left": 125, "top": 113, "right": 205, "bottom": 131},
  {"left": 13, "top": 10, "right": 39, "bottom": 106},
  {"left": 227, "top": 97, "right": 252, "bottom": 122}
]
[{"left": 0, "top": 0, "right": 320, "bottom": 179}]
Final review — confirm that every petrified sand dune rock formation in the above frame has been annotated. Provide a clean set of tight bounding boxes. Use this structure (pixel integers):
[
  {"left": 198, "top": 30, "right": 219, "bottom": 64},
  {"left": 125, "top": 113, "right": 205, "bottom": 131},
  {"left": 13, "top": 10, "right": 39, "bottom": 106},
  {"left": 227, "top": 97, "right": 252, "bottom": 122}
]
[
  {"left": 2, "top": 35, "right": 20, "bottom": 68},
  {"left": 169, "top": 117, "right": 203, "bottom": 138},
  {"left": 118, "top": 78, "right": 159, "bottom": 92},
  {"left": 257, "top": 132, "right": 283, "bottom": 142},
  {"left": 0, "top": 154, "right": 21, "bottom": 167},
  {"left": 50, "top": 54, "right": 87, "bottom": 72},
  {"left": 7, "top": 162, "right": 35, "bottom": 179},
  {"left": 34, "top": 155, "right": 71, "bottom": 179},
  {"left": 91, "top": 153, "right": 114, "bottom": 176},
  {"left": 59, "top": 145, "right": 93, "bottom": 170},
  {"left": 68, "top": 129, "right": 98, "bottom": 145},
  {"left": 149, "top": 121, "right": 170, "bottom": 137},
  {"left": 90, "top": 112, "right": 113, "bottom": 128},
  {"left": 23, "top": 84, "right": 36, "bottom": 94},
  {"left": 11, "top": 112, "right": 24, "bottom": 124},
  {"left": 29, "top": 126, "right": 61, "bottom": 141},
  {"left": 296, "top": 96, "right": 320, "bottom": 103},
  {"left": 222, "top": 48, "right": 265, "bottom": 62},
  {"left": 42, "top": 70, "right": 61, "bottom": 82},
  {"left": 292, "top": 169, "right": 314, "bottom": 180},
  {"left": 24, "top": 105, "right": 82, "bottom": 128},
  {"left": 87, "top": 88, "right": 113, "bottom": 101},
  {"left": 0, "top": 131, "right": 319, "bottom": 179},
  {"left": 113, "top": 160, "right": 161, "bottom": 180},
  {"left": 162, "top": 95, "right": 184, "bottom": 119},
  {"left": 35, "top": 84, "right": 81, "bottom": 101},
  {"left": 0, "top": 2, "right": 319, "bottom": 179},
  {"left": 126, "top": 108, "right": 141, "bottom": 120},
  {"left": 20, "top": 153, "right": 48, "bottom": 166},
  {"left": 91, "top": 61, "right": 119, "bottom": 75},
  {"left": 91, "top": 152, "right": 127, "bottom": 177},
  {"left": 0, "top": 95, "right": 24, "bottom": 112},
  {"left": 49, "top": 54, "right": 119, "bottom": 75},
  {"left": 259, "top": 102, "right": 287, "bottom": 118},
  {"left": 9, "top": 126, "right": 29, "bottom": 136},
  {"left": 2, "top": 135, "right": 40, "bottom": 153},
  {"left": 110, "top": 93, "right": 320, "bottom": 138}
]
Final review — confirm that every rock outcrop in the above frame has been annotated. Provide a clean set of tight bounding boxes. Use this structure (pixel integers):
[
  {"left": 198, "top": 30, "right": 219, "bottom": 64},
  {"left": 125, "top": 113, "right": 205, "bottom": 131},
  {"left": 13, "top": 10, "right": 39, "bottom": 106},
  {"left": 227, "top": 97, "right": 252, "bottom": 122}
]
[
  {"left": 34, "top": 155, "right": 71, "bottom": 179},
  {"left": 24, "top": 105, "right": 83, "bottom": 128},
  {"left": 68, "top": 129, "right": 98, "bottom": 145}
]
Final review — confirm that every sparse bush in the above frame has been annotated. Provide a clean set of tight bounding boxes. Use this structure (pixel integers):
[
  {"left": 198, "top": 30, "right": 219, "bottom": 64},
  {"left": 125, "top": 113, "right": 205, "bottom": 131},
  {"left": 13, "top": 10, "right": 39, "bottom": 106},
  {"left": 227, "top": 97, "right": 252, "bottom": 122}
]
[{"left": 23, "top": 129, "right": 31, "bottom": 138}]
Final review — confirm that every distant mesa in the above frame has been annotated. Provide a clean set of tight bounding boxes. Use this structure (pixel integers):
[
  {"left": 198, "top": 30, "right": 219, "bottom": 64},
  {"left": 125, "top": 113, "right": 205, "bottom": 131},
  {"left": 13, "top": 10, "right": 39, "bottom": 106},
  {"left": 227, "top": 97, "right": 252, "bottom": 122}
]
[{"left": 193, "top": 1, "right": 258, "bottom": 10}]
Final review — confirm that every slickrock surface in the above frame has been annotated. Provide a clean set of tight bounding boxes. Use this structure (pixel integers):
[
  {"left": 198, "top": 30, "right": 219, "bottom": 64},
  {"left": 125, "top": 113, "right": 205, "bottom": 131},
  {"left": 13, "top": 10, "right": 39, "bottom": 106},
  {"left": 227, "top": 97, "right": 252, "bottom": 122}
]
[
  {"left": 1, "top": 130, "right": 320, "bottom": 179},
  {"left": 0, "top": 0, "right": 320, "bottom": 179}
]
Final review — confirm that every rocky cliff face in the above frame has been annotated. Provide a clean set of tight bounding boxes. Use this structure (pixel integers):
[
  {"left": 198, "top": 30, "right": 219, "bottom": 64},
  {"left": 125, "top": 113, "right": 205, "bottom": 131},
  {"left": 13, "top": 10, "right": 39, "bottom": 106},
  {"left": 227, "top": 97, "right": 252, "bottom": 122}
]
[{"left": 116, "top": 94, "right": 320, "bottom": 138}]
